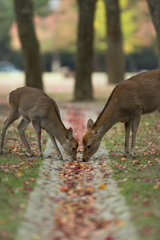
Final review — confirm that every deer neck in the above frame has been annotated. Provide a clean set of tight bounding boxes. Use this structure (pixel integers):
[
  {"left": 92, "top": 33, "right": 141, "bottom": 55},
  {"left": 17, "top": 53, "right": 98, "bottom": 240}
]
[
  {"left": 45, "top": 116, "right": 67, "bottom": 145},
  {"left": 53, "top": 125, "right": 67, "bottom": 145},
  {"left": 93, "top": 103, "right": 119, "bottom": 135}
]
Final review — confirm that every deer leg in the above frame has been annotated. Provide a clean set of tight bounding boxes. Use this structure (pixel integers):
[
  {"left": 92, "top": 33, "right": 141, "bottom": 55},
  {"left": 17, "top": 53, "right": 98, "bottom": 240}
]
[
  {"left": 124, "top": 120, "right": 131, "bottom": 156},
  {"left": 131, "top": 114, "right": 141, "bottom": 156},
  {"left": 0, "top": 112, "right": 20, "bottom": 154},
  {"left": 46, "top": 131, "right": 63, "bottom": 160},
  {"left": 32, "top": 120, "right": 43, "bottom": 157},
  {"left": 17, "top": 118, "right": 32, "bottom": 154}
]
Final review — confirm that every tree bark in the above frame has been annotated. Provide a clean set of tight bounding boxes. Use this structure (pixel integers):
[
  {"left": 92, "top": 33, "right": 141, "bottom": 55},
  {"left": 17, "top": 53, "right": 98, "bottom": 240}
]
[
  {"left": 104, "top": 0, "right": 125, "bottom": 84},
  {"left": 146, "top": 0, "right": 160, "bottom": 67},
  {"left": 74, "top": 0, "right": 97, "bottom": 101},
  {"left": 14, "top": 0, "right": 43, "bottom": 90}
]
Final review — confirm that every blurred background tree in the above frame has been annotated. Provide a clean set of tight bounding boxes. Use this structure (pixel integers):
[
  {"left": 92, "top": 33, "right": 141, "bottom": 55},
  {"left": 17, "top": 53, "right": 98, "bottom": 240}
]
[
  {"left": 104, "top": 0, "right": 125, "bottom": 84},
  {"left": 14, "top": 0, "right": 43, "bottom": 90},
  {"left": 8, "top": 0, "right": 158, "bottom": 73},
  {"left": 74, "top": 0, "right": 97, "bottom": 101},
  {"left": 0, "top": 1, "right": 15, "bottom": 62},
  {"left": 0, "top": 0, "right": 159, "bottom": 98},
  {"left": 146, "top": 0, "right": 160, "bottom": 67}
]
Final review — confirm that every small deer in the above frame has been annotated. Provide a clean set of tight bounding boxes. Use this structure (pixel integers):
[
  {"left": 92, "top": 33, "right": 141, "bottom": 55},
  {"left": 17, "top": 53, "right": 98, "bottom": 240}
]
[
  {"left": 0, "top": 87, "right": 78, "bottom": 160},
  {"left": 82, "top": 69, "right": 160, "bottom": 162}
]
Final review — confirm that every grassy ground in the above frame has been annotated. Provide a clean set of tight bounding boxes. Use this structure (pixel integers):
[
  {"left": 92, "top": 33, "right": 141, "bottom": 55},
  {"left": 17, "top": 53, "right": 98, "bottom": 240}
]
[
  {"left": 0, "top": 106, "right": 47, "bottom": 239},
  {"left": 1, "top": 71, "right": 158, "bottom": 239},
  {"left": 104, "top": 113, "right": 160, "bottom": 240}
]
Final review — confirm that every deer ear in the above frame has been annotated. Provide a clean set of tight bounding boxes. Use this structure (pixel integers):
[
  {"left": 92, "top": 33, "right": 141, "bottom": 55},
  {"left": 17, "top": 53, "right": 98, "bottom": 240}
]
[
  {"left": 66, "top": 127, "right": 73, "bottom": 140},
  {"left": 94, "top": 125, "right": 104, "bottom": 137},
  {"left": 87, "top": 119, "right": 94, "bottom": 130}
]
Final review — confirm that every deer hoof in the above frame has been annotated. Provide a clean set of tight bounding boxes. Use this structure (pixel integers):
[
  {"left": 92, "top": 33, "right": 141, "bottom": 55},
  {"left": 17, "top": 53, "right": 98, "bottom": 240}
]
[{"left": 59, "top": 158, "right": 64, "bottom": 161}]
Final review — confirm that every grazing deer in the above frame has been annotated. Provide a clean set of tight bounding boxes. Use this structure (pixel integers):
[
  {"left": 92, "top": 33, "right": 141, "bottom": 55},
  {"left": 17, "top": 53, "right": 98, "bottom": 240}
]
[
  {"left": 82, "top": 69, "right": 160, "bottom": 162},
  {"left": 0, "top": 87, "right": 78, "bottom": 160}
]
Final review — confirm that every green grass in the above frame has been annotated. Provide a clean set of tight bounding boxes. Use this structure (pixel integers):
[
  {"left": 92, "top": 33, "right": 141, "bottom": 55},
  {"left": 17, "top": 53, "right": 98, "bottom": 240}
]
[
  {"left": 104, "top": 113, "right": 160, "bottom": 240},
  {"left": 0, "top": 122, "right": 47, "bottom": 240}
]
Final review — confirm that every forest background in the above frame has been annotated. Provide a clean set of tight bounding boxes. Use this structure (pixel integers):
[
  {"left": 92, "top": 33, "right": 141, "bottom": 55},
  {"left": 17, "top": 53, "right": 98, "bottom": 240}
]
[
  {"left": 0, "top": 0, "right": 160, "bottom": 101},
  {"left": 0, "top": 0, "right": 158, "bottom": 73}
]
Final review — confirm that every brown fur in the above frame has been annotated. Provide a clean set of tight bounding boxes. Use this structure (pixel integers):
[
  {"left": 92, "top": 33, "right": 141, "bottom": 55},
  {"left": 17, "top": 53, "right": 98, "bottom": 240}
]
[
  {"left": 0, "top": 87, "right": 78, "bottom": 160},
  {"left": 82, "top": 69, "right": 160, "bottom": 161}
]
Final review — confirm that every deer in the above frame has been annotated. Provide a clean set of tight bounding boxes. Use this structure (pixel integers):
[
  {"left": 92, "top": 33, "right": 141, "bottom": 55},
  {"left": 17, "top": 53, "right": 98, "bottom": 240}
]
[
  {"left": 0, "top": 87, "right": 78, "bottom": 161},
  {"left": 82, "top": 69, "right": 160, "bottom": 162}
]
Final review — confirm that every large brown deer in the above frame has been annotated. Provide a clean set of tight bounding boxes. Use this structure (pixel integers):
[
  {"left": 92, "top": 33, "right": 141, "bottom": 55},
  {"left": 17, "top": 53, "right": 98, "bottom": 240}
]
[
  {"left": 0, "top": 87, "right": 78, "bottom": 160},
  {"left": 82, "top": 69, "right": 160, "bottom": 162}
]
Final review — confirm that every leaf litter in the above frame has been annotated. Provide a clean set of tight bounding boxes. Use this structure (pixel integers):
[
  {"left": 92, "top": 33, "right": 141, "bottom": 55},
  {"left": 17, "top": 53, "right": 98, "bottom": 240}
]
[
  {"left": 0, "top": 104, "right": 137, "bottom": 240},
  {"left": 48, "top": 106, "right": 126, "bottom": 240}
]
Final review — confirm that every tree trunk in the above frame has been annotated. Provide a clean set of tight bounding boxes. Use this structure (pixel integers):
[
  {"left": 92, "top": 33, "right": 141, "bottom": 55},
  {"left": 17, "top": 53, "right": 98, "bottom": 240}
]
[
  {"left": 104, "top": 0, "right": 125, "bottom": 84},
  {"left": 146, "top": 0, "right": 160, "bottom": 67},
  {"left": 74, "top": 0, "right": 97, "bottom": 101},
  {"left": 14, "top": 0, "right": 43, "bottom": 90}
]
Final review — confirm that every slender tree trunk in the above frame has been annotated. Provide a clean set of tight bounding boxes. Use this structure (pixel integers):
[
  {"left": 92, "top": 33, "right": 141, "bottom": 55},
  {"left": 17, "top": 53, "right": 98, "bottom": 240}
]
[
  {"left": 146, "top": 0, "right": 160, "bottom": 67},
  {"left": 74, "top": 0, "right": 97, "bottom": 101},
  {"left": 14, "top": 0, "right": 43, "bottom": 90},
  {"left": 104, "top": 0, "right": 125, "bottom": 84}
]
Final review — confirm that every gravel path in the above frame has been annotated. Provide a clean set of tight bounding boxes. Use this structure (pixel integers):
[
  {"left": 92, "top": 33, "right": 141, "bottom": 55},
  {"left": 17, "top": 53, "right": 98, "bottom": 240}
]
[{"left": 16, "top": 104, "right": 138, "bottom": 240}]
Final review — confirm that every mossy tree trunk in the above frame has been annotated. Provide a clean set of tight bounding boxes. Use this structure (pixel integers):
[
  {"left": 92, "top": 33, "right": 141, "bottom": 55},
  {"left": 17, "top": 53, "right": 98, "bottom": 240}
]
[
  {"left": 104, "top": 0, "right": 125, "bottom": 84},
  {"left": 14, "top": 0, "right": 43, "bottom": 90},
  {"left": 146, "top": 0, "right": 160, "bottom": 68},
  {"left": 74, "top": 0, "right": 97, "bottom": 101}
]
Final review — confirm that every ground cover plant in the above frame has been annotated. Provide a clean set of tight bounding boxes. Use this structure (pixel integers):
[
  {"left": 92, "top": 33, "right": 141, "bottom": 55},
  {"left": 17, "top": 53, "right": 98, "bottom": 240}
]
[
  {"left": 0, "top": 113, "right": 46, "bottom": 240},
  {"left": 105, "top": 112, "right": 160, "bottom": 240}
]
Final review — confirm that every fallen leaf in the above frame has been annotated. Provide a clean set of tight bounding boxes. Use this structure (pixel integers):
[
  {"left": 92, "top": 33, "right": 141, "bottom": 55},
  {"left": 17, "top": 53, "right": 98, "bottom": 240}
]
[
  {"left": 144, "top": 201, "right": 149, "bottom": 206},
  {"left": 142, "top": 227, "right": 151, "bottom": 235},
  {"left": 24, "top": 181, "right": 29, "bottom": 185},
  {"left": 114, "top": 164, "right": 121, "bottom": 169},
  {"left": 13, "top": 147, "right": 18, "bottom": 152},
  {"left": 104, "top": 236, "right": 114, "bottom": 240},
  {"left": 32, "top": 234, "right": 41, "bottom": 240},
  {"left": 9, "top": 145, "right": 14, "bottom": 148},
  {"left": 117, "top": 220, "right": 125, "bottom": 226},
  {"left": 26, "top": 187, "right": 33, "bottom": 191},
  {"left": 17, "top": 172, "right": 23, "bottom": 177},
  {"left": 87, "top": 187, "right": 94, "bottom": 191},
  {"left": 132, "top": 192, "right": 137, "bottom": 198},
  {"left": 20, "top": 203, "right": 26, "bottom": 209},
  {"left": 153, "top": 185, "right": 159, "bottom": 189},
  {"left": 99, "top": 184, "right": 107, "bottom": 189},
  {"left": 0, "top": 231, "right": 9, "bottom": 237},
  {"left": 60, "top": 186, "right": 67, "bottom": 191},
  {"left": 143, "top": 211, "right": 150, "bottom": 216},
  {"left": 30, "top": 177, "right": 36, "bottom": 181}
]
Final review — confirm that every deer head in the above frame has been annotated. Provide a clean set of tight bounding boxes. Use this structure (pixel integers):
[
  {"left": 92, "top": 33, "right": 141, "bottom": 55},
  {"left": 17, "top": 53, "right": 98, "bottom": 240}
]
[
  {"left": 63, "top": 127, "right": 78, "bottom": 161},
  {"left": 82, "top": 119, "right": 104, "bottom": 162}
]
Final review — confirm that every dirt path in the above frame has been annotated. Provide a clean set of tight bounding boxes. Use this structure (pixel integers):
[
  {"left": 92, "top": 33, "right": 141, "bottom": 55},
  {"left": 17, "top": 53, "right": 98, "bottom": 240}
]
[{"left": 16, "top": 103, "right": 138, "bottom": 240}]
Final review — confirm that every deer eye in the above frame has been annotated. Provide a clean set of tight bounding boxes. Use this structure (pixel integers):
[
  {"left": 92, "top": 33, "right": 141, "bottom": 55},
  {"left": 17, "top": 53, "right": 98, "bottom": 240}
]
[
  {"left": 87, "top": 145, "right": 91, "bottom": 149},
  {"left": 72, "top": 147, "right": 75, "bottom": 151}
]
